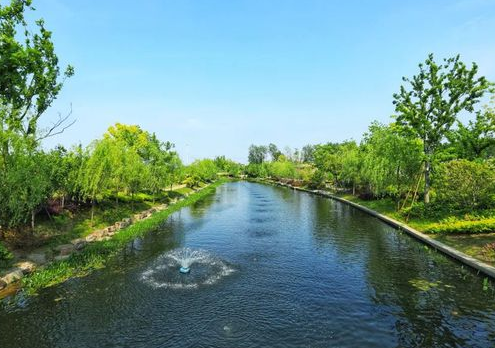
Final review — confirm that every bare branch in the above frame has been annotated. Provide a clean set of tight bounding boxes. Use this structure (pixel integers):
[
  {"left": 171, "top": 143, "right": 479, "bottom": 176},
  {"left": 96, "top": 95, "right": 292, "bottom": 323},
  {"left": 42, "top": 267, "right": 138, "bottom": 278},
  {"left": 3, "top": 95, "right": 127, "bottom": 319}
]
[{"left": 36, "top": 104, "right": 76, "bottom": 142}]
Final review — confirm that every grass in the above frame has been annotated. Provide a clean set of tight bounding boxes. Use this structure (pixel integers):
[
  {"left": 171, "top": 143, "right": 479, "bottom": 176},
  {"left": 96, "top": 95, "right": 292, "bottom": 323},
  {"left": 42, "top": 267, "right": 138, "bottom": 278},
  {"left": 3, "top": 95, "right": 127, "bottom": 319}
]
[{"left": 20, "top": 180, "right": 227, "bottom": 295}]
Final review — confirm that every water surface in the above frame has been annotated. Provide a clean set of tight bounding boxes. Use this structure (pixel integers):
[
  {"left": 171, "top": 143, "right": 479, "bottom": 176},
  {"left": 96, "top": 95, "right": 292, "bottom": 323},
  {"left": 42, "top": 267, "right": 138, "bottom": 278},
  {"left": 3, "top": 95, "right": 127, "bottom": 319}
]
[{"left": 1, "top": 182, "right": 494, "bottom": 347}]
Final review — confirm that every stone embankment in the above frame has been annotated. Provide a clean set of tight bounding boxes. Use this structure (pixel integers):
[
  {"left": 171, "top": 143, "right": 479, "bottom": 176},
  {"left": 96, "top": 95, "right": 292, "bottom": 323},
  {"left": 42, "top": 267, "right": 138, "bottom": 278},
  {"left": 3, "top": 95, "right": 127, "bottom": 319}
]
[{"left": 0, "top": 191, "right": 199, "bottom": 292}]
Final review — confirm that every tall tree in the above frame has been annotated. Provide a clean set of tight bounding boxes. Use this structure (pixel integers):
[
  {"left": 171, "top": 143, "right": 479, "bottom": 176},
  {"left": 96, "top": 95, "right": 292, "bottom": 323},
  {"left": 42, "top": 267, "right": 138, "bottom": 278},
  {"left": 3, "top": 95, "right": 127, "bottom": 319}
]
[
  {"left": 393, "top": 54, "right": 492, "bottom": 203},
  {"left": 0, "top": 0, "right": 74, "bottom": 139},
  {"left": 301, "top": 144, "right": 315, "bottom": 163},
  {"left": 248, "top": 145, "right": 268, "bottom": 164},
  {"left": 268, "top": 143, "right": 281, "bottom": 161}
]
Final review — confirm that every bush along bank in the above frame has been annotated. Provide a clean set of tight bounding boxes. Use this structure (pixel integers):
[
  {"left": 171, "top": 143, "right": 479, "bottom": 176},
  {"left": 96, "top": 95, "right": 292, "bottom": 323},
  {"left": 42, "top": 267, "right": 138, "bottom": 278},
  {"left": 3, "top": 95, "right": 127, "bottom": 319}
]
[{"left": 0, "top": 180, "right": 226, "bottom": 298}]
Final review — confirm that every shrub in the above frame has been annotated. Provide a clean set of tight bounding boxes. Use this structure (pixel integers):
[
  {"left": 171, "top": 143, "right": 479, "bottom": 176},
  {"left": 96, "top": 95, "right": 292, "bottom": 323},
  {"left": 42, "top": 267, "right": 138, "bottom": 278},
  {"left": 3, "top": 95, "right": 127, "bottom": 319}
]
[
  {"left": 423, "top": 218, "right": 495, "bottom": 234},
  {"left": 0, "top": 242, "right": 13, "bottom": 263},
  {"left": 433, "top": 159, "right": 495, "bottom": 211}
]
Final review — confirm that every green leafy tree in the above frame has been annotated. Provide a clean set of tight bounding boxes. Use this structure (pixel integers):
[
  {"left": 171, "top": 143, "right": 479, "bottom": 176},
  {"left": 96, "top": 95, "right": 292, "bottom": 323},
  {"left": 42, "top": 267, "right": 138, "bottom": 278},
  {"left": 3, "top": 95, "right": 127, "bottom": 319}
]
[
  {"left": 80, "top": 139, "right": 113, "bottom": 223},
  {"left": 433, "top": 159, "right": 495, "bottom": 211},
  {"left": 339, "top": 141, "right": 362, "bottom": 195},
  {"left": 248, "top": 145, "right": 268, "bottom": 164},
  {"left": 0, "top": 0, "right": 74, "bottom": 138},
  {"left": 267, "top": 155, "right": 297, "bottom": 180},
  {"left": 301, "top": 144, "right": 315, "bottom": 163},
  {"left": 268, "top": 143, "right": 282, "bottom": 161},
  {"left": 447, "top": 96, "right": 495, "bottom": 160},
  {"left": 393, "top": 54, "right": 492, "bottom": 203},
  {"left": 360, "top": 123, "right": 423, "bottom": 206}
]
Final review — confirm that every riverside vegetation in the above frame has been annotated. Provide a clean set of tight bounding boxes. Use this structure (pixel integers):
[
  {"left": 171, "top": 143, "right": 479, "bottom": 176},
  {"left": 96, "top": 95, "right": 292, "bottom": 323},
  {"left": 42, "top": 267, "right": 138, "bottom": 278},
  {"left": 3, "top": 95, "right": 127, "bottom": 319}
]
[
  {"left": 1, "top": 0, "right": 495, "bottom": 295},
  {"left": 0, "top": 1, "right": 241, "bottom": 293}
]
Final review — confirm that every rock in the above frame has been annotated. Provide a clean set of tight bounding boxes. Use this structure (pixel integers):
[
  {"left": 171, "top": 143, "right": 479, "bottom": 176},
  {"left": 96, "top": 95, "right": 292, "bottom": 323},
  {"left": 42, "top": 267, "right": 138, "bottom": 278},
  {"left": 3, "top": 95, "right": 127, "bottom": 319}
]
[
  {"left": 54, "top": 255, "right": 70, "bottom": 262},
  {"left": 14, "top": 261, "right": 36, "bottom": 274},
  {"left": 107, "top": 225, "right": 115, "bottom": 233},
  {"left": 85, "top": 234, "right": 97, "bottom": 242},
  {"left": 26, "top": 252, "right": 47, "bottom": 265},
  {"left": 71, "top": 238, "right": 87, "bottom": 251},
  {"left": 114, "top": 222, "right": 122, "bottom": 230},
  {"left": 54, "top": 244, "right": 75, "bottom": 256},
  {"left": 0, "top": 279, "right": 6, "bottom": 290},
  {"left": 122, "top": 218, "right": 131, "bottom": 224},
  {"left": 2, "top": 269, "right": 24, "bottom": 285}
]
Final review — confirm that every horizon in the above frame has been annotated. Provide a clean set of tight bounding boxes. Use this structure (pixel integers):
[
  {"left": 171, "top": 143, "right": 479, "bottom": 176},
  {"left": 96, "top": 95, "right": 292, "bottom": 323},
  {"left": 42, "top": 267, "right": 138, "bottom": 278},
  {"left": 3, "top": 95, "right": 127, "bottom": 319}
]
[{"left": 34, "top": 0, "right": 495, "bottom": 163}]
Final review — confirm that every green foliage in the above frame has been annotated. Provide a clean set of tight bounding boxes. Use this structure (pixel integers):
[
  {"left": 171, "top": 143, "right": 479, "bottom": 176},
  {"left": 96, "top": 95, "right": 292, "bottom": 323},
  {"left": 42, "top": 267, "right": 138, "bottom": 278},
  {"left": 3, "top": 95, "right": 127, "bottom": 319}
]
[
  {"left": 360, "top": 122, "right": 423, "bottom": 200},
  {"left": 268, "top": 143, "right": 282, "bottom": 161},
  {"left": 266, "top": 156, "right": 297, "bottom": 180},
  {"left": 0, "top": 0, "right": 74, "bottom": 137},
  {"left": 423, "top": 218, "right": 495, "bottom": 234},
  {"left": 447, "top": 96, "right": 495, "bottom": 160},
  {"left": 0, "top": 241, "right": 13, "bottom": 262},
  {"left": 308, "top": 169, "right": 326, "bottom": 189},
  {"left": 248, "top": 144, "right": 268, "bottom": 164},
  {"left": 393, "top": 53, "right": 492, "bottom": 203},
  {"left": 184, "top": 159, "right": 218, "bottom": 187},
  {"left": 214, "top": 156, "right": 242, "bottom": 177},
  {"left": 433, "top": 159, "right": 495, "bottom": 211},
  {"left": 244, "top": 163, "right": 268, "bottom": 178}
]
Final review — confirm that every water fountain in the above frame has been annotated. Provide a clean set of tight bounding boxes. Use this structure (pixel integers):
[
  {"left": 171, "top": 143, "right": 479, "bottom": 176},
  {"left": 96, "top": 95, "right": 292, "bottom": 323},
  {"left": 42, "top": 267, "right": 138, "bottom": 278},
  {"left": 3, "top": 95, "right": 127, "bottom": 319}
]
[{"left": 141, "top": 247, "right": 234, "bottom": 289}]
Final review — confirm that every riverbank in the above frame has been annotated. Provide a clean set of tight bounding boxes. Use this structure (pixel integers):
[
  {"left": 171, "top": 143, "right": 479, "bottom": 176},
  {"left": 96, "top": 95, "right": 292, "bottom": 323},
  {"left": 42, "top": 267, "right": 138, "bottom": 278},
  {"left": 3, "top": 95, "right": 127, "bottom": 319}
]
[
  {"left": 259, "top": 179, "right": 495, "bottom": 280},
  {"left": 0, "top": 180, "right": 226, "bottom": 299}
]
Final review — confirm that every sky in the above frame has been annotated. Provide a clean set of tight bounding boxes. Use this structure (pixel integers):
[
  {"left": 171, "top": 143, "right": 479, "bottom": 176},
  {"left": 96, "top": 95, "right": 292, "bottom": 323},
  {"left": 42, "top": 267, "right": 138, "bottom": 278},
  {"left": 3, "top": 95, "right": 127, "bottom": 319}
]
[{"left": 29, "top": 0, "right": 495, "bottom": 163}]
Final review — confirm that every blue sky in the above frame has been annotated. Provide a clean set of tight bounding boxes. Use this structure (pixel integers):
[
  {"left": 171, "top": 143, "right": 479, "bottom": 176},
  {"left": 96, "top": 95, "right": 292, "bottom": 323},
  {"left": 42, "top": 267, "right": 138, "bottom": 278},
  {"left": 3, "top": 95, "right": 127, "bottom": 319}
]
[{"left": 34, "top": 0, "right": 495, "bottom": 163}]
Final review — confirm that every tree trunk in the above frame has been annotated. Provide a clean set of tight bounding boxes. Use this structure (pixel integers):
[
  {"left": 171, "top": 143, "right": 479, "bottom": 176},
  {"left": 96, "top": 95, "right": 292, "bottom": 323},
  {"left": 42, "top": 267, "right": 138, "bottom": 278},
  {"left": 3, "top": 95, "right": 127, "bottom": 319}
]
[
  {"left": 61, "top": 195, "right": 65, "bottom": 209},
  {"left": 31, "top": 210, "right": 35, "bottom": 231},
  {"left": 424, "top": 159, "right": 431, "bottom": 204},
  {"left": 352, "top": 183, "right": 356, "bottom": 196},
  {"left": 91, "top": 198, "right": 95, "bottom": 226}
]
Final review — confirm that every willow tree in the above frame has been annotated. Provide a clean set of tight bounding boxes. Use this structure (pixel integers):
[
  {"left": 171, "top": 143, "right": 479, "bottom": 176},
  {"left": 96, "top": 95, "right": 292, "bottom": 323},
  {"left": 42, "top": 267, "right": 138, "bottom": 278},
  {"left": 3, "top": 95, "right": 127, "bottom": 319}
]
[{"left": 393, "top": 54, "right": 491, "bottom": 203}]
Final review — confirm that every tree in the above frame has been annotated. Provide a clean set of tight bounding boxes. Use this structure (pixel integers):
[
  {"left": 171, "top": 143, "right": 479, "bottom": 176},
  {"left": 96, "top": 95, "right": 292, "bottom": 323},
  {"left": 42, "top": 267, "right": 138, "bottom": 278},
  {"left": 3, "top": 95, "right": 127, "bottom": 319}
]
[
  {"left": 447, "top": 96, "right": 495, "bottom": 160},
  {"left": 339, "top": 141, "right": 362, "bottom": 195},
  {"left": 0, "top": 0, "right": 74, "bottom": 139},
  {"left": 268, "top": 143, "right": 281, "bottom": 161},
  {"left": 0, "top": 0, "right": 74, "bottom": 234},
  {"left": 393, "top": 54, "right": 492, "bottom": 203},
  {"left": 248, "top": 145, "right": 268, "bottom": 164},
  {"left": 313, "top": 142, "right": 345, "bottom": 185},
  {"left": 301, "top": 144, "right": 315, "bottom": 163},
  {"left": 80, "top": 139, "right": 113, "bottom": 223},
  {"left": 360, "top": 123, "right": 423, "bottom": 206}
]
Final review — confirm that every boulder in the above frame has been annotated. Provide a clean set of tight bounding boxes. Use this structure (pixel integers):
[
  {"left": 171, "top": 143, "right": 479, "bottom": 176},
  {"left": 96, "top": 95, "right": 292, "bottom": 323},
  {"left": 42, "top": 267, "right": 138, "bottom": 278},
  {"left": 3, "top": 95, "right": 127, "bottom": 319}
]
[
  {"left": 26, "top": 252, "right": 47, "bottom": 265},
  {"left": 14, "top": 261, "right": 36, "bottom": 274},
  {"left": 85, "top": 234, "right": 97, "bottom": 242},
  {"left": 2, "top": 269, "right": 23, "bottom": 285},
  {"left": 54, "top": 244, "right": 75, "bottom": 256},
  {"left": 54, "top": 255, "right": 70, "bottom": 262},
  {"left": 71, "top": 238, "right": 87, "bottom": 251},
  {"left": 0, "top": 279, "right": 6, "bottom": 290}
]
